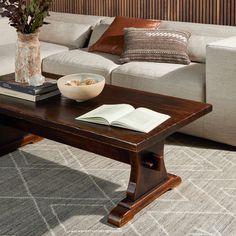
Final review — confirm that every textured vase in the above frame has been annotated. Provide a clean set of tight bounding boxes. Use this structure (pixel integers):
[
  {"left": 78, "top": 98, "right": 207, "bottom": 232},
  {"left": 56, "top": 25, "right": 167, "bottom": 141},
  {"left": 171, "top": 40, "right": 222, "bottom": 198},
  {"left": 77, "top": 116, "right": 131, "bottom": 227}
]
[{"left": 15, "top": 31, "right": 44, "bottom": 86}]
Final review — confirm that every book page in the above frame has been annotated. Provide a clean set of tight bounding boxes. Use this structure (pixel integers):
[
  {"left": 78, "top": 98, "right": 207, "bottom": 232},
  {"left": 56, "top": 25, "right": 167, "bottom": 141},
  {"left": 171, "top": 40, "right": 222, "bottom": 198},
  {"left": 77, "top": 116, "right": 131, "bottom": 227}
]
[
  {"left": 76, "top": 104, "right": 135, "bottom": 125},
  {"left": 111, "top": 107, "right": 170, "bottom": 133}
]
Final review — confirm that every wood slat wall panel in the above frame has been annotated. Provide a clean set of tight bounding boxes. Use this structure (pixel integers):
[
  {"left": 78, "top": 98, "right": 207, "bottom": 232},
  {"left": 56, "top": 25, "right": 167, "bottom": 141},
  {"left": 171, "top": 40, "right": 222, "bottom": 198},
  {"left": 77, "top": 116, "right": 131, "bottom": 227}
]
[{"left": 46, "top": 0, "right": 236, "bottom": 26}]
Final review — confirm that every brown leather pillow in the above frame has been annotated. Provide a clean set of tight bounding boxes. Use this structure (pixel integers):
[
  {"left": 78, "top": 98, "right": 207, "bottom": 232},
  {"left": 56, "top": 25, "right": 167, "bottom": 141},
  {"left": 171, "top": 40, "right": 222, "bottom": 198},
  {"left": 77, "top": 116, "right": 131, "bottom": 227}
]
[{"left": 88, "top": 16, "right": 161, "bottom": 55}]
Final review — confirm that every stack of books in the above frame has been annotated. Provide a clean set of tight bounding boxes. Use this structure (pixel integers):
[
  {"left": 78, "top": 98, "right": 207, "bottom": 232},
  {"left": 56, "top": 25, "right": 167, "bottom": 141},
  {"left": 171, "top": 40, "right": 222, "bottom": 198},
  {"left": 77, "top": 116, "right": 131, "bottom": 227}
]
[{"left": 0, "top": 75, "right": 60, "bottom": 102}]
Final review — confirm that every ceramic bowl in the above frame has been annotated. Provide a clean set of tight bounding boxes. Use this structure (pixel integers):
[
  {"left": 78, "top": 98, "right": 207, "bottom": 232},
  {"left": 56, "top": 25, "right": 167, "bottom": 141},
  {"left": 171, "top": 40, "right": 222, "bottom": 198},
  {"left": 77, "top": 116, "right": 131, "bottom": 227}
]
[{"left": 57, "top": 73, "right": 105, "bottom": 102}]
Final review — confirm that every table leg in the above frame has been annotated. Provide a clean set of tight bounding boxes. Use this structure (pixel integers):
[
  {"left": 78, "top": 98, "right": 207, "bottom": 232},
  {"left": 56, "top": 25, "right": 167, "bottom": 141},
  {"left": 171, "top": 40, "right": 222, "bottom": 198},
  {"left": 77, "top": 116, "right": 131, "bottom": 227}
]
[{"left": 108, "top": 141, "right": 181, "bottom": 227}]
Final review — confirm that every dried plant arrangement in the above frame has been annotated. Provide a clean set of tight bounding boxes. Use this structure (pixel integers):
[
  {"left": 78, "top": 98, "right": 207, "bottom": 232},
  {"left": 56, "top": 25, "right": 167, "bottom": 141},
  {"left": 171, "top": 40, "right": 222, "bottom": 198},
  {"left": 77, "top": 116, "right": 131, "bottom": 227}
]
[{"left": 0, "top": 0, "right": 51, "bottom": 34}]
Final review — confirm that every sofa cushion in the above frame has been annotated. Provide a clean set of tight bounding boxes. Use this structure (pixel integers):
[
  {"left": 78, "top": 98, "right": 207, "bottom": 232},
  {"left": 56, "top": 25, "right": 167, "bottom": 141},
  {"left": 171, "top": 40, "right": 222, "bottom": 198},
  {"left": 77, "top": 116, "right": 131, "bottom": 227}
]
[
  {"left": 0, "top": 42, "right": 69, "bottom": 76},
  {"left": 40, "top": 42, "right": 70, "bottom": 58},
  {"left": 89, "top": 16, "right": 161, "bottom": 55},
  {"left": 111, "top": 62, "right": 205, "bottom": 102},
  {"left": 42, "top": 49, "right": 120, "bottom": 83},
  {"left": 48, "top": 12, "right": 107, "bottom": 28},
  {"left": 188, "top": 35, "right": 223, "bottom": 63},
  {"left": 88, "top": 23, "right": 110, "bottom": 47},
  {"left": 160, "top": 21, "right": 236, "bottom": 63},
  {"left": 160, "top": 20, "right": 236, "bottom": 37},
  {"left": 39, "top": 20, "right": 92, "bottom": 48},
  {"left": 120, "top": 28, "right": 191, "bottom": 65}
]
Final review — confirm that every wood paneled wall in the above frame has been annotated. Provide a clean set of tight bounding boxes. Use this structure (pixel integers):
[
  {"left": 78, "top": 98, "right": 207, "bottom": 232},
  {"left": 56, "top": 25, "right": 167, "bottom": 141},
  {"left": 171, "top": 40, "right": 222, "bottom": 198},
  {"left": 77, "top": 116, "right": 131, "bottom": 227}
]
[{"left": 48, "top": 0, "right": 236, "bottom": 26}]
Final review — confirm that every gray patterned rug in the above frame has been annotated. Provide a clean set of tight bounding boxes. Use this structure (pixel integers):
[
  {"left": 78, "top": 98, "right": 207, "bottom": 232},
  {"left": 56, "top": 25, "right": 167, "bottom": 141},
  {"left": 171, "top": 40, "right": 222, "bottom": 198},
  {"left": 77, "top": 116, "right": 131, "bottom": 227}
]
[{"left": 0, "top": 133, "right": 236, "bottom": 236}]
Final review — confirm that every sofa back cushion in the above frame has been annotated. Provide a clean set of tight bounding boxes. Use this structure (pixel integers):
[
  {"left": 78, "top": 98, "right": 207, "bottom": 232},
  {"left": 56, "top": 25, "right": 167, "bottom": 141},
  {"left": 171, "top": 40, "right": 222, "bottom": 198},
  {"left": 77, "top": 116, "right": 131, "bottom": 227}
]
[
  {"left": 100, "top": 17, "right": 115, "bottom": 25},
  {"left": 88, "top": 23, "right": 110, "bottom": 47},
  {"left": 40, "top": 12, "right": 109, "bottom": 48},
  {"left": 188, "top": 35, "right": 222, "bottom": 62},
  {"left": 0, "top": 17, "right": 17, "bottom": 45},
  {"left": 159, "top": 21, "right": 236, "bottom": 63},
  {"left": 48, "top": 12, "right": 107, "bottom": 28},
  {"left": 39, "top": 20, "right": 92, "bottom": 48}
]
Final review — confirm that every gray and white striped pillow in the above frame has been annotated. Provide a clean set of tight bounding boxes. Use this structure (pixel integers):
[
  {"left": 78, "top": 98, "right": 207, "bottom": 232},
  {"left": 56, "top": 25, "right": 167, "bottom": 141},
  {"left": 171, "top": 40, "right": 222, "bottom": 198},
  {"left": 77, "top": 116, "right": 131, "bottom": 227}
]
[{"left": 120, "top": 28, "right": 191, "bottom": 65}]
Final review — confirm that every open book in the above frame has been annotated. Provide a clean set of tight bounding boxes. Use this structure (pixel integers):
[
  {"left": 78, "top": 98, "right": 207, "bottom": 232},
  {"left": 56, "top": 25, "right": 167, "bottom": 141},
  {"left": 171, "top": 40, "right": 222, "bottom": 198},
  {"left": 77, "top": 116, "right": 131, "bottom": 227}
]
[{"left": 76, "top": 104, "right": 170, "bottom": 133}]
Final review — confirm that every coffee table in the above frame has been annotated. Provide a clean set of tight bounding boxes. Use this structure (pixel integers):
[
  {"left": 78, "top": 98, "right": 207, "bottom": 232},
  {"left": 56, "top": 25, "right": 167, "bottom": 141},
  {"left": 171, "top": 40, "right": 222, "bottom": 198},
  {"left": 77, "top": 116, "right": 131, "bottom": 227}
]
[{"left": 0, "top": 78, "right": 212, "bottom": 227}]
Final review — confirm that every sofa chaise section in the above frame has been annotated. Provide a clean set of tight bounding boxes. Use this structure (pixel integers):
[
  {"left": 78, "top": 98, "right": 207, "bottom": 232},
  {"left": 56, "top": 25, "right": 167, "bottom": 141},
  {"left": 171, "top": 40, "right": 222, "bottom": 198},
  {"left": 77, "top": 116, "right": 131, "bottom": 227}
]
[{"left": 205, "top": 37, "right": 236, "bottom": 146}]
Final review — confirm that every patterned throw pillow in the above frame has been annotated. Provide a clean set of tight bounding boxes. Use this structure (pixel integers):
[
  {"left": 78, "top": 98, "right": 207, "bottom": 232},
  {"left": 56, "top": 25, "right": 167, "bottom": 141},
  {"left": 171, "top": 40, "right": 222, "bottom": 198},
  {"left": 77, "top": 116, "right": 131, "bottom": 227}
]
[{"left": 120, "top": 28, "right": 191, "bottom": 65}]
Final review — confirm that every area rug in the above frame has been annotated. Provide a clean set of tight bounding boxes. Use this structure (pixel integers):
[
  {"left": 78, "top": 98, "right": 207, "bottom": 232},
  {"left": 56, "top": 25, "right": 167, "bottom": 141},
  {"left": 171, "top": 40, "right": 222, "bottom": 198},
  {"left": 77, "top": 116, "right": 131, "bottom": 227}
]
[{"left": 0, "top": 133, "right": 235, "bottom": 236}]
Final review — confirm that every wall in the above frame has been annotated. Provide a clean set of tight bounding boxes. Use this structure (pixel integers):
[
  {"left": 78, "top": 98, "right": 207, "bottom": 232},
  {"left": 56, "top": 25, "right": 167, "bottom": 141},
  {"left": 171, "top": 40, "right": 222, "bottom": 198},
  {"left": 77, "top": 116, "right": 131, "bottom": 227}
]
[{"left": 47, "top": 0, "right": 236, "bottom": 26}]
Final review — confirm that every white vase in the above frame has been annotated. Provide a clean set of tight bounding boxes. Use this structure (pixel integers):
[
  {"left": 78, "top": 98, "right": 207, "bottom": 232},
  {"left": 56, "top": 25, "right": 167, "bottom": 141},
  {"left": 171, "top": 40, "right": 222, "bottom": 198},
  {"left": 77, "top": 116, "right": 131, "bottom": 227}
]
[{"left": 15, "top": 31, "right": 44, "bottom": 86}]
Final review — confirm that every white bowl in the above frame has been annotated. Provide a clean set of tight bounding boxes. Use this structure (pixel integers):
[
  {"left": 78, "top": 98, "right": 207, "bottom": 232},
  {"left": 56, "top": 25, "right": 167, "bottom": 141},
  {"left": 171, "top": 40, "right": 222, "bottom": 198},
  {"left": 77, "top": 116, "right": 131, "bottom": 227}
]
[{"left": 57, "top": 73, "right": 105, "bottom": 102}]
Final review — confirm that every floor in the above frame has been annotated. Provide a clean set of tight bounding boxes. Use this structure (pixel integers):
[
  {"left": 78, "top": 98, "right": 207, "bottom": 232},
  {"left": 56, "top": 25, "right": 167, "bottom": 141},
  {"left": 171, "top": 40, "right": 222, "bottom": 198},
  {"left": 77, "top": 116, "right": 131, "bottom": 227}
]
[{"left": 0, "top": 133, "right": 235, "bottom": 236}]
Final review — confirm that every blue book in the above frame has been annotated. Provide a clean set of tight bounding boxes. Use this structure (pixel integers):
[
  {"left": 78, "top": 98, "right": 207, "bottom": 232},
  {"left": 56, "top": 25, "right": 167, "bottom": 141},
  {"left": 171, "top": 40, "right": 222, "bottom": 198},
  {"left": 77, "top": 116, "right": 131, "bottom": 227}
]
[{"left": 0, "top": 74, "right": 58, "bottom": 95}]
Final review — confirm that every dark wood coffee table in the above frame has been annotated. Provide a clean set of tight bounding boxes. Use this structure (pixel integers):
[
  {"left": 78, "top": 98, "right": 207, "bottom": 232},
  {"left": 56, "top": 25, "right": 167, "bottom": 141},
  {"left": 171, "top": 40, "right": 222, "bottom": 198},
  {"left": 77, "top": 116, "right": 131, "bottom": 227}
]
[{"left": 0, "top": 80, "right": 212, "bottom": 227}]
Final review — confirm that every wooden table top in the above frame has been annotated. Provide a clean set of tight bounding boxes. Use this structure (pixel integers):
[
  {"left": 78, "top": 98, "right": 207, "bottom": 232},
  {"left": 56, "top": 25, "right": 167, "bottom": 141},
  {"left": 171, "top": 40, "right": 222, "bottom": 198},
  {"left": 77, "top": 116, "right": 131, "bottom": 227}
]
[{"left": 0, "top": 84, "right": 212, "bottom": 152}]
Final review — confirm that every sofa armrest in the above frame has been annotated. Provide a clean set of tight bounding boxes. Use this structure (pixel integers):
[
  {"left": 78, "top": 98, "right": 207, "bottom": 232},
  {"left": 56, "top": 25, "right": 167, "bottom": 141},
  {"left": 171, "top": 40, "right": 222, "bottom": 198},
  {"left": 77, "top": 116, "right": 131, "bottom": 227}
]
[{"left": 205, "top": 36, "right": 236, "bottom": 146}]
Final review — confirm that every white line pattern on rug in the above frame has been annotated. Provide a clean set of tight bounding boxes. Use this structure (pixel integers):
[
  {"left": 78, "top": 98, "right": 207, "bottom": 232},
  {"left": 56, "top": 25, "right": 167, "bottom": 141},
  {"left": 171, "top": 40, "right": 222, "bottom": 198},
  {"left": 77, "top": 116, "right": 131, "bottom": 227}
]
[{"left": 65, "top": 146, "right": 141, "bottom": 236}]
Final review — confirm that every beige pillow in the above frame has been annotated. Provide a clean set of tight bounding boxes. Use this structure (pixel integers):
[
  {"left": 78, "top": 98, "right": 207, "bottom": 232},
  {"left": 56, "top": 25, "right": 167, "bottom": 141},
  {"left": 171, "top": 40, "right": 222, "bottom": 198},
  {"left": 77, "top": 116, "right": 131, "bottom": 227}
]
[
  {"left": 39, "top": 20, "right": 92, "bottom": 48},
  {"left": 88, "top": 24, "right": 110, "bottom": 47},
  {"left": 120, "top": 28, "right": 191, "bottom": 65}
]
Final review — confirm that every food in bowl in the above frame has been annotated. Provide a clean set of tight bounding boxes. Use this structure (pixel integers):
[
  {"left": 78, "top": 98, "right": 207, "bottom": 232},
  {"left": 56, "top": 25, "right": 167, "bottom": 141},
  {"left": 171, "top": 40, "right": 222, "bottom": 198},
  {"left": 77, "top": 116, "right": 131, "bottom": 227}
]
[
  {"left": 65, "top": 79, "right": 97, "bottom": 86},
  {"left": 57, "top": 73, "right": 105, "bottom": 102}
]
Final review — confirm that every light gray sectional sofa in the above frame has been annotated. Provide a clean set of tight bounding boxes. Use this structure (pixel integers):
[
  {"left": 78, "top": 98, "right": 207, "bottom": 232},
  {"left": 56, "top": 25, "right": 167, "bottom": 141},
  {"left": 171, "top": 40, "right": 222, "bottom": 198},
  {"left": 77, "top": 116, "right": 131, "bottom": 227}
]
[{"left": 1, "top": 12, "right": 236, "bottom": 147}]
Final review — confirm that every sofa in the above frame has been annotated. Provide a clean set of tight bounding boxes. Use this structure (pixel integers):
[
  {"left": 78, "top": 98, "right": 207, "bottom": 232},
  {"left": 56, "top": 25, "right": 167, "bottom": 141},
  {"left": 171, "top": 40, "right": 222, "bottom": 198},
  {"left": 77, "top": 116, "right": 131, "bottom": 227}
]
[{"left": 0, "top": 12, "right": 236, "bottom": 147}]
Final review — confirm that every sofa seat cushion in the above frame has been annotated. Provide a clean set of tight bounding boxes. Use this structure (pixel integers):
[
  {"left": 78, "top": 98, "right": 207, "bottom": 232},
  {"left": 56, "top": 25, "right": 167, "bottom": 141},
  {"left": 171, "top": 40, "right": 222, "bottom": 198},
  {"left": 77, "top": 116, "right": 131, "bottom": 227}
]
[
  {"left": 42, "top": 49, "right": 121, "bottom": 83},
  {"left": 40, "top": 42, "right": 70, "bottom": 58},
  {"left": 0, "top": 42, "right": 69, "bottom": 76},
  {"left": 111, "top": 62, "right": 205, "bottom": 102}
]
